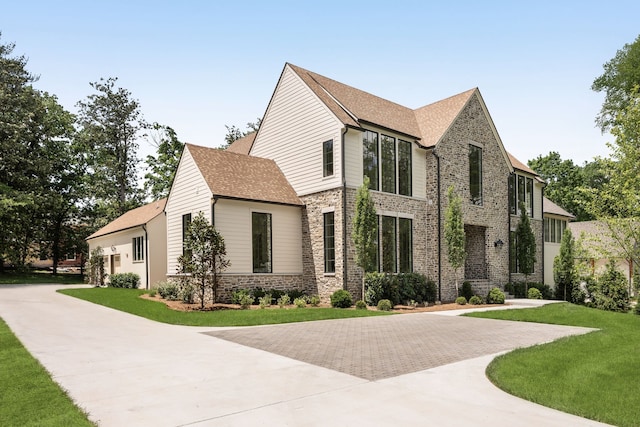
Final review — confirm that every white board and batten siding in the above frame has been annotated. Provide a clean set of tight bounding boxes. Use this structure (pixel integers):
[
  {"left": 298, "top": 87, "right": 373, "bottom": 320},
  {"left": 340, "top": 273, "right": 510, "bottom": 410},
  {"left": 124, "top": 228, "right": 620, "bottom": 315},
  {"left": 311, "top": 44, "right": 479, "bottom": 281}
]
[
  {"left": 215, "top": 199, "right": 302, "bottom": 274},
  {"left": 344, "top": 127, "right": 427, "bottom": 200},
  {"left": 251, "top": 65, "right": 344, "bottom": 197},
  {"left": 165, "top": 147, "right": 211, "bottom": 275}
]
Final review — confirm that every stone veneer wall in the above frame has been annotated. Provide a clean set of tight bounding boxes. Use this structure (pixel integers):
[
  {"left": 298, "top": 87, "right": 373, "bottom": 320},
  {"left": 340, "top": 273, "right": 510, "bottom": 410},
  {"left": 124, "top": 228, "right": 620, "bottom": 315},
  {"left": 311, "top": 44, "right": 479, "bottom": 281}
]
[
  {"left": 344, "top": 187, "right": 430, "bottom": 300},
  {"left": 165, "top": 274, "right": 304, "bottom": 303},
  {"left": 300, "top": 188, "right": 345, "bottom": 303},
  {"left": 433, "top": 93, "right": 512, "bottom": 302}
]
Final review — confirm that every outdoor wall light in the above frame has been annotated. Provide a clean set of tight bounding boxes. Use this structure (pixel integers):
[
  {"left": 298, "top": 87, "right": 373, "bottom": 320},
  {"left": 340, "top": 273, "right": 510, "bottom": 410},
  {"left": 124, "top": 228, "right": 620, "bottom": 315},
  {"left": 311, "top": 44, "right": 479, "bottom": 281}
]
[{"left": 494, "top": 239, "right": 504, "bottom": 248}]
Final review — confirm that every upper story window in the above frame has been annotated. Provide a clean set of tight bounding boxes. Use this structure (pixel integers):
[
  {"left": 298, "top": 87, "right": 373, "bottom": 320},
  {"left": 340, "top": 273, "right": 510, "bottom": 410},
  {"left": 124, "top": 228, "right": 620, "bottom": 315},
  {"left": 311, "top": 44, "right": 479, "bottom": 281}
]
[
  {"left": 132, "top": 236, "right": 144, "bottom": 262},
  {"left": 323, "top": 139, "right": 333, "bottom": 177},
  {"left": 182, "top": 213, "right": 192, "bottom": 259},
  {"left": 544, "top": 217, "right": 566, "bottom": 243},
  {"left": 469, "top": 144, "right": 483, "bottom": 205},
  {"left": 363, "top": 131, "right": 379, "bottom": 190},
  {"left": 252, "top": 212, "right": 272, "bottom": 273},
  {"left": 363, "top": 130, "right": 413, "bottom": 196},
  {"left": 509, "top": 174, "right": 534, "bottom": 217},
  {"left": 381, "top": 135, "right": 396, "bottom": 193},
  {"left": 398, "top": 140, "right": 412, "bottom": 196}
]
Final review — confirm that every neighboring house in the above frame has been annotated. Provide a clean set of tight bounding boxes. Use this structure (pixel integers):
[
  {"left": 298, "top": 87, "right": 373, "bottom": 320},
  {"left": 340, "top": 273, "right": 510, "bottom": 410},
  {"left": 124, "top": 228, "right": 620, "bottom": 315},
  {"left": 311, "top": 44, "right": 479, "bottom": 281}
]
[
  {"left": 542, "top": 197, "right": 575, "bottom": 286},
  {"left": 87, "top": 199, "right": 167, "bottom": 289},
  {"left": 164, "top": 144, "right": 304, "bottom": 297},
  {"left": 569, "top": 220, "right": 635, "bottom": 293}
]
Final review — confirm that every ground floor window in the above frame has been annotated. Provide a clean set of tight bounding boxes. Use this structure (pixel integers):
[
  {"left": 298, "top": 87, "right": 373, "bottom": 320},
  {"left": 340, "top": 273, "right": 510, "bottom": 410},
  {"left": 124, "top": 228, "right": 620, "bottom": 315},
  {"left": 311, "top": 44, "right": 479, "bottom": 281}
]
[
  {"left": 252, "top": 212, "right": 272, "bottom": 273},
  {"left": 378, "top": 215, "right": 413, "bottom": 273},
  {"left": 133, "top": 236, "right": 144, "bottom": 262},
  {"left": 323, "top": 212, "right": 335, "bottom": 273}
]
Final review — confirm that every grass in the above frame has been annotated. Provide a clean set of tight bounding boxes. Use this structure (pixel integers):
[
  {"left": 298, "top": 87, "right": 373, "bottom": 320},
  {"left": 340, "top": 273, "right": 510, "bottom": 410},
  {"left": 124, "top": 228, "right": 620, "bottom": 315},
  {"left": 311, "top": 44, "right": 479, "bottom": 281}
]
[
  {"left": 0, "top": 272, "right": 85, "bottom": 285},
  {"left": 58, "top": 287, "right": 391, "bottom": 326},
  {"left": 466, "top": 303, "right": 640, "bottom": 427},
  {"left": 0, "top": 316, "right": 94, "bottom": 426}
]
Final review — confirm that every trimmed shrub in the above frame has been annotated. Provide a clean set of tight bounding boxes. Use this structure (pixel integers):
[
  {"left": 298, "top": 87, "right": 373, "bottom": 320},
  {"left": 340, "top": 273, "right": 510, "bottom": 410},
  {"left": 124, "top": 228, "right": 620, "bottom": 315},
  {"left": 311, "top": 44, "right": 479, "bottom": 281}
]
[
  {"left": 355, "top": 300, "right": 367, "bottom": 310},
  {"left": 377, "top": 299, "right": 393, "bottom": 311},
  {"left": 305, "top": 295, "right": 320, "bottom": 307},
  {"left": 455, "top": 296, "right": 467, "bottom": 305},
  {"left": 364, "top": 272, "right": 387, "bottom": 306},
  {"left": 528, "top": 288, "right": 543, "bottom": 300},
  {"left": 294, "top": 297, "right": 306, "bottom": 308},
  {"left": 469, "top": 295, "right": 483, "bottom": 305},
  {"left": 232, "top": 289, "right": 252, "bottom": 305},
  {"left": 108, "top": 273, "right": 140, "bottom": 289},
  {"left": 258, "top": 294, "right": 271, "bottom": 309},
  {"left": 179, "top": 281, "right": 196, "bottom": 304},
  {"left": 460, "top": 281, "right": 473, "bottom": 301},
  {"left": 586, "top": 261, "right": 630, "bottom": 312},
  {"left": 286, "top": 289, "right": 305, "bottom": 301},
  {"left": 277, "top": 294, "right": 291, "bottom": 308},
  {"left": 147, "top": 289, "right": 157, "bottom": 297},
  {"left": 330, "top": 290, "right": 353, "bottom": 308},
  {"left": 157, "top": 281, "right": 179, "bottom": 300},
  {"left": 507, "top": 282, "right": 553, "bottom": 299},
  {"left": 487, "top": 287, "right": 505, "bottom": 304}
]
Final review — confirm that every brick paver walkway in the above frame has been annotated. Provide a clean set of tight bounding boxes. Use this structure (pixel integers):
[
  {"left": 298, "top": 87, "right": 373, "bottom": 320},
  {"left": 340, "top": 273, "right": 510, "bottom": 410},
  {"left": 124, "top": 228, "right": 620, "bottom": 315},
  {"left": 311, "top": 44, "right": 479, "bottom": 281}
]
[{"left": 206, "top": 312, "right": 593, "bottom": 381}]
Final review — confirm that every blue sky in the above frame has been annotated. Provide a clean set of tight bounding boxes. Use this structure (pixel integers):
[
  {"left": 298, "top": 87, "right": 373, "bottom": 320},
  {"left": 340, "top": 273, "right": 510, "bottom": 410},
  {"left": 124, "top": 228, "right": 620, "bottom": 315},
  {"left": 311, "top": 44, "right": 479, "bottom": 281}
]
[{"left": 2, "top": 1, "right": 639, "bottom": 165}]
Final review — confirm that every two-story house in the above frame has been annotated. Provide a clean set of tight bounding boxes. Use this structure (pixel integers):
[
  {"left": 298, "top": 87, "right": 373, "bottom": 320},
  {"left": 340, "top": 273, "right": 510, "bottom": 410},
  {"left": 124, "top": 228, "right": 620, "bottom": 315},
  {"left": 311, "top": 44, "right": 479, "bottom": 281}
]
[{"left": 165, "top": 63, "right": 546, "bottom": 302}]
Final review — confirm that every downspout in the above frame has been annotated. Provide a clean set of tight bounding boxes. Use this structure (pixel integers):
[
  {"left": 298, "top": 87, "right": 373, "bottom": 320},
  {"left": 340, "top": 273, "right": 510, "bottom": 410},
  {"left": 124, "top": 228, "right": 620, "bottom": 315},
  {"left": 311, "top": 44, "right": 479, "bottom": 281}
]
[
  {"left": 540, "top": 181, "right": 546, "bottom": 285},
  {"left": 508, "top": 175, "right": 512, "bottom": 286},
  {"left": 432, "top": 149, "right": 442, "bottom": 302},
  {"left": 211, "top": 196, "right": 219, "bottom": 226},
  {"left": 142, "top": 224, "right": 149, "bottom": 290},
  {"left": 341, "top": 127, "right": 348, "bottom": 291}
]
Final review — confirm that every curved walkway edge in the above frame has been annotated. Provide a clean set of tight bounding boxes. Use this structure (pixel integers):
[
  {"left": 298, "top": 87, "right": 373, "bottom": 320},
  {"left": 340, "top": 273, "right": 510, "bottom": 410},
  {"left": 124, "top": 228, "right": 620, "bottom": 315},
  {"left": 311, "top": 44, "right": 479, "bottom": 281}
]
[{"left": 0, "top": 285, "right": 610, "bottom": 427}]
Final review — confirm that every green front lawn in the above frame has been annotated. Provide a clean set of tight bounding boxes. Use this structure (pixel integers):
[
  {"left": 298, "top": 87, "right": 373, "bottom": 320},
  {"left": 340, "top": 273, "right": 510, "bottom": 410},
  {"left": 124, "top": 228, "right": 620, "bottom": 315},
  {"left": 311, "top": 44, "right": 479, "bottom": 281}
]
[
  {"left": 0, "top": 272, "right": 85, "bottom": 285},
  {"left": 58, "top": 287, "right": 390, "bottom": 326},
  {"left": 467, "top": 303, "right": 640, "bottom": 427},
  {"left": 0, "top": 317, "right": 94, "bottom": 426}
]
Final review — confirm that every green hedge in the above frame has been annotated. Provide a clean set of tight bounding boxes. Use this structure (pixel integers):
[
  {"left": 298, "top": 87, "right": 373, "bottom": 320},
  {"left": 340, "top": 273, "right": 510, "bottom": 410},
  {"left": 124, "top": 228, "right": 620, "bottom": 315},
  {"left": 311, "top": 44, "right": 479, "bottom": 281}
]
[
  {"left": 505, "top": 282, "right": 553, "bottom": 299},
  {"left": 108, "top": 273, "right": 140, "bottom": 289},
  {"left": 365, "top": 272, "right": 436, "bottom": 306}
]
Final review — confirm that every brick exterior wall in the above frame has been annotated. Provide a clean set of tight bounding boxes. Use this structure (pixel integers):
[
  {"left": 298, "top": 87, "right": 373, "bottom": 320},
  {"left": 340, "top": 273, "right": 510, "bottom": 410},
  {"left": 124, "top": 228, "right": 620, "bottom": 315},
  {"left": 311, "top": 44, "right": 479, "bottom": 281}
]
[{"left": 432, "top": 94, "right": 512, "bottom": 301}]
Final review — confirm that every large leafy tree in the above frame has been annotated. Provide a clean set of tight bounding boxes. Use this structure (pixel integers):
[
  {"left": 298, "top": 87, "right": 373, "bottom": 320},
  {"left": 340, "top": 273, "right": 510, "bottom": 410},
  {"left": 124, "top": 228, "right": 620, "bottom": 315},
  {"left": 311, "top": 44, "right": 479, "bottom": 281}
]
[
  {"left": 0, "top": 36, "right": 86, "bottom": 272},
  {"left": 353, "top": 176, "right": 378, "bottom": 299},
  {"left": 592, "top": 34, "right": 640, "bottom": 131},
  {"left": 144, "top": 123, "right": 184, "bottom": 200},
  {"left": 76, "top": 77, "right": 146, "bottom": 221},
  {"left": 220, "top": 118, "right": 261, "bottom": 149},
  {"left": 528, "top": 152, "right": 599, "bottom": 221},
  {"left": 444, "top": 185, "right": 465, "bottom": 297}
]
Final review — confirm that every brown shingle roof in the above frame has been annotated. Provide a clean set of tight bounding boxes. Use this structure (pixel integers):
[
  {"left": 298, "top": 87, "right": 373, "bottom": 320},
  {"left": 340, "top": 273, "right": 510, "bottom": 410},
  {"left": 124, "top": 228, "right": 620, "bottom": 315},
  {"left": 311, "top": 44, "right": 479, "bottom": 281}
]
[
  {"left": 87, "top": 199, "right": 167, "bottom": 240},
  {"left": 288, "top": 63, "right": 423, "bottom": 140},
  {"left": 227, "top": 132, "right": 256, "bottom": 155},
  {"left": 413, "top": 88, "right": 477, "bottom": 148},
  {"left": 187, "top": 143, "right": 302, "bottom": 206},
  {"left": 287, "top": 64, "right": 487, "bottom": 149},
  {"left": 543, "top": 197, "right": 575, "bottom": 219}
]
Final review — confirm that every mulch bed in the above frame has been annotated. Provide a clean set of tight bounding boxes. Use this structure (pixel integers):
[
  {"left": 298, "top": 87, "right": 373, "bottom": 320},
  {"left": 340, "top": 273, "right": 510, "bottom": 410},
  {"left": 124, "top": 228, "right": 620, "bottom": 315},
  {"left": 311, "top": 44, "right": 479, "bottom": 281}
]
[{"left": 140, "top": 294, "right": 499, "bottom": 313}]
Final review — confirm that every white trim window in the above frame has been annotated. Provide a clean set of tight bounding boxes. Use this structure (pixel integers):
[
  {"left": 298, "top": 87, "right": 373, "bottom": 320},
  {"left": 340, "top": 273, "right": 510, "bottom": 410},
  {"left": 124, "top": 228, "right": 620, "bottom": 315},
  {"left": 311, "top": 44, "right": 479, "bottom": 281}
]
[{"left": 133, "top": 236, "right": 144, "bottom": 262}]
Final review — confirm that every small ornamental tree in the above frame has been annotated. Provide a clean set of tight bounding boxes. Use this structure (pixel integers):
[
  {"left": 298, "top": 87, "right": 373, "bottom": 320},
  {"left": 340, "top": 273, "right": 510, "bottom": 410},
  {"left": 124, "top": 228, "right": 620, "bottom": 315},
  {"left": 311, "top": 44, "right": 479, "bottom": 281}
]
[
  {"left": 353, "top": 176, "right": 378, "bottom": 299},
  {"left": 179, "top": 212, "right": 230, "bottom": 309},
  {"left": 88, "top": 246, "right": 105, "bottom": 287},
  {"left": 516, "top": 201, "right": 536, "bottom": 292},
  {"left": 553, "top": 227, "right": 577, "bottom": 301},
  {"left": 444, "top": 186, "right": 466, "bottom": 298}
]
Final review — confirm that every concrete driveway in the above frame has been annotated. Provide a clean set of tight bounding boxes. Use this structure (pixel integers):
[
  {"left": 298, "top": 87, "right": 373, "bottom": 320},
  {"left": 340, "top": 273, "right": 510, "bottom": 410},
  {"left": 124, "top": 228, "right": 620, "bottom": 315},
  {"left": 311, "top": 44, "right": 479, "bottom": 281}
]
[{"left": 0, "top": 285, "right": 609, "bottom": 426}]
